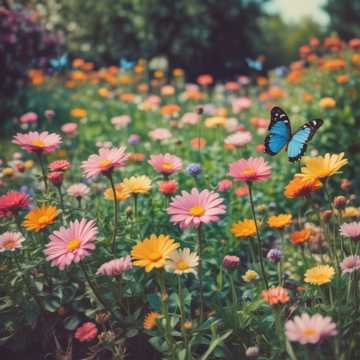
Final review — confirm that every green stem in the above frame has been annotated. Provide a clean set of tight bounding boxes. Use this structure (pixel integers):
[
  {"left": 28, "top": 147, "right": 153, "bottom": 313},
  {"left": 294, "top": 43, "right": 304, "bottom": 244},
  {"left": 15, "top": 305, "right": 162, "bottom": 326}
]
[
  {"left": 57, "top": 187, "right": 65, "bottom": 224},
  {"left": 109, "top": 174, "right": 119, "bottom": 254},
  {"left": 37, "top": 153, "right": 48, "bottom": 194},
  {"left": 228, "top": 270, "right": 237, "bottom": 305},
  {"left": 157, "top": 270, "right": 174, "bottom": 354},
  {"left": 248, "top": 183, "right": 269, "bottom": 289},
  {"left": 178, "top": 277, "right": 189, "bottom": 351},
  {"left": 79, "top": 262, "right": 119, "bottom": 321},
  {"left": 197, "top": 225, "right": 205, "bottom": 321},
  {"left": 14, "top": 252, "right": 44, "bottom": 312}
]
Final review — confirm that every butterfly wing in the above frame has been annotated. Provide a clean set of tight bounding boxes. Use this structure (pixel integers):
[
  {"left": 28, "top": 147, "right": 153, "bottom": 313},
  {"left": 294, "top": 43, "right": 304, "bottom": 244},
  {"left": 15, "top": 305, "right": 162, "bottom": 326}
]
[
  {"left": 264, "top": 106, "right": 292, "bottom": 156},
  {"left": 287, "top": 119, "right": 323, "bottom": 162},
  {"left": 246, "top": 58, "right": 263, "bottom": 71}
]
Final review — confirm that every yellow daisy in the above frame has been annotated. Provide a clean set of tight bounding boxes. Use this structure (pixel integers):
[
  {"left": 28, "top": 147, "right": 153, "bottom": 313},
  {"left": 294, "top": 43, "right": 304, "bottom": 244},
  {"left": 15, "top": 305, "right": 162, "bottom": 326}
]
[
  {"left": 242, "top": 270, "right": 259, "bottom": 282},
  {"left": 122, "top": 176, "right": 151, "bottom": 194},
  {"left": 131, "top": 234, "right": 180, "bottom": 272},
  {"left": 300, "top": 153, "right": 348, "bottom": 182},
  {"left": 231, "top": 219, "right": 256, "bottom": 238},
  {"left": 304, "top": 265, "right": 335, "bottom": 285},
  {"left": 104, "top": 183, "right": 130, "bottom": 201}
]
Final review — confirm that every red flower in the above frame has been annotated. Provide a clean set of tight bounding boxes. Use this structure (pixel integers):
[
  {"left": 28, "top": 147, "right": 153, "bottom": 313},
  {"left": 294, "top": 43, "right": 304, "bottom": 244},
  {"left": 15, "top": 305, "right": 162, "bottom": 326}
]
[
  {"left": 0, "top": 191, "right": 29, "bottom": 217},
  {"left": 48, "top": 171, "right": 64, "bottom": 187},
  {"left": 159, "top": 180, "right": 178, "bottom": 195},
  {"left": 48, "top": 160, "right": 70, "bottom": 172},
  {"left": 74, "top": 322, "right": 98, "bottom": 342}
]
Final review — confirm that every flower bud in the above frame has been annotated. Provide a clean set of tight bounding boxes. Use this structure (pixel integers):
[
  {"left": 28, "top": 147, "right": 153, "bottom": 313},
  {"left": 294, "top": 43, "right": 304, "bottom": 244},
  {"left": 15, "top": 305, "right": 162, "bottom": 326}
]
[
  {"left": 266, "top": 248, "right": 283, "bottom": 263},
  {"left": 340, "top": 179, "right": 351, "bottom": 191},
  {"left": 333, "top": 195, "right": 347, "bottom": 210},
  {"left": 321, "top": 210, "right": 333, "bottom": 221},
  {"left": 223, "top": 255, "right": 240, "bottom": 269},
  {"left": 48, "top": 171, "right": 64, "bottom": 187}
]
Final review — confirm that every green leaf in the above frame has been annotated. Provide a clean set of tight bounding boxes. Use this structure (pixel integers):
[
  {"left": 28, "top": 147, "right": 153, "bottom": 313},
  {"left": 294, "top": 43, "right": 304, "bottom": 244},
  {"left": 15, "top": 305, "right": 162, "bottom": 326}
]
[{"left": 63, "top": 315, "right": 81, "bottom": 330}]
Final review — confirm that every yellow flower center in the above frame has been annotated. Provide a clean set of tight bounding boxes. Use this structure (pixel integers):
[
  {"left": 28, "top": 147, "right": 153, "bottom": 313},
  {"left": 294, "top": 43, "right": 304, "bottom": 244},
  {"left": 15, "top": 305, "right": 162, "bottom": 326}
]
[
  {"left": 67, "top": 239, "right": 81, "bottom": 251},
  {"left": 161, "top": 162, "right": 174, "bottom": 170},
  {"left": 100, "top": 159, "right": 112, "bottom": 168},
  {"left": 176, "top": 260, "right": 190, "bottom": 271},
  {"left": 189, "top": 206, "right": 205, "bottom": 217},
  {"left": 38, "top": 215, "right": 50, "bottom": 225},
  {"left": 32, "top": 139, "right": 45, "bottom": 147},
  {"left": 149, "top": 251, "right": 163, "bottom": 262},
  {"left": 242, "top": 167, "right": 256, "bottom": 177},
  {"left": 3, "top": 240, "right": 16, "bottom": 249},
  {"left": 303, "top": 327, "right": 316, "bottom": 337}
]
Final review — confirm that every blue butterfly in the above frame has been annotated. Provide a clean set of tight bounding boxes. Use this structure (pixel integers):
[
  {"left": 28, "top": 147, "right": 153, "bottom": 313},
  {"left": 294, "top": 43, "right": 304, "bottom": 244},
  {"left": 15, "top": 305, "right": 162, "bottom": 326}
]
[
  {"left": 120, "top": 58, "right": 135, "bottom": 70},
  {"left": 246, "top": 57, "right": 263, "bottom": 72},
  {"left": 49, "top": 54, "right": 68, "bottom": 70},
  {"left": 264, "top": 107, "right": 323, "bottom": 162}
]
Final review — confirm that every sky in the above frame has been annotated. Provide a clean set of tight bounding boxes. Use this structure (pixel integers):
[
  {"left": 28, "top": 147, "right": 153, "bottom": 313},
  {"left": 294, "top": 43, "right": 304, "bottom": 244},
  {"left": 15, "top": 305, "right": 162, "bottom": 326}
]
[{"left": 266, "top": 0, "right": 329, "bottom": 25}]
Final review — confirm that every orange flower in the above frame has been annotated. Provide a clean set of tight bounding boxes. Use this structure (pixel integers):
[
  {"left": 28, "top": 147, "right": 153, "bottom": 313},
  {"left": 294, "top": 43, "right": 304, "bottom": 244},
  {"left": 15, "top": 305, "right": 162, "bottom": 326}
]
[
  {"left": 322, "top": 58, "right": 346, "bottom": 71},
  {"left": 70, "top": 108, "right": 87, "bottom": 118},
  {"left": 72, "top": 58, "right": 85, "bottom": 68},
  {"left": 291, "top": 229, "right": 311, "bottom": 245},
  {"left": 257, "top": 76, "right": 268, "bottom": 86},
  {"left": 261, "top": 287, "right": 289, "bottom": 305},
  {"left": 129, "top": 153, "right": 145, "bottom": 162},
  {"left": 144, "top": 312, "right": 161, "bottom": 330},
  {"left": 160, "top": 104, "right": 181, "bottom": 116},
  {"left": 268, "top": 86, "right": 285, "bottom": 99},
  {"left": 119, "top": 92, "right": 135, "bottom": 103},
  {"left": 197, "top": 74, "right": 213, "bottom": 86},
  {"left": 191, "top": 137, "right": 207, "bottom": 149},
  {"left": 284, "top": 176, "right": 322, "bottom": 198},
  {"left": 225, "top": 81, "right": 240, "bottom": 91},
  {"left": 161, "top": 85, "right": 175, "bottom": 96},
  {"left": 185, "top": 90, "right": 204, "bottom": 101},
  {"left": 173, "top": 68, "right": 184, "bottom": 77},
  {"left": 303, "top": 92, "right": 314, "bottom": 103},
  {"left": 23, "top": 205, "right": 58, "bottom": 232},
  {"left": 267, "top": 214, "right": 292, "bottom": 229},
  {"left": 336, "top": 74, "right": 349, "bottom": 84},
  {"left": 352, "top": 54, "right": 360, "bottom": 67},
  {"left": 319, "top": 97, "right": 336, "bottom": 108}
]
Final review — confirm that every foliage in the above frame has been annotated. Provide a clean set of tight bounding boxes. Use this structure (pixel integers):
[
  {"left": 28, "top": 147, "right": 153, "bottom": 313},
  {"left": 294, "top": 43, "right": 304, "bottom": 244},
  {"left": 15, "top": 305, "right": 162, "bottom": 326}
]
[
  {"left": 20, "top": 0, "right": 268, "bottom": 77},
  {"left": 323, "top": 0, "right": 360, "bottom": 40},
  {"left": 0, "top": 5, "right": 62, "bottom": 129}
]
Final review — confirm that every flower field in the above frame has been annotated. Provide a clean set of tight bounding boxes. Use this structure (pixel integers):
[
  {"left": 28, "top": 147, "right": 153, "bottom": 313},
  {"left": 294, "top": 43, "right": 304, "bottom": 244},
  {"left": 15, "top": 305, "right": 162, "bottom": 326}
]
[{"left": 1, "top": 36, "right": 360, "bottom": 359}]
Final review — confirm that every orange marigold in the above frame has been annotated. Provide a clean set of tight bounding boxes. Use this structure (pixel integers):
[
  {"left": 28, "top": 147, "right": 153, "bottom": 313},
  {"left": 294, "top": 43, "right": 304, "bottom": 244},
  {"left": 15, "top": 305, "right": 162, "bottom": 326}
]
[
  {"left": 191, "top": 137, "right": 207, "bottom": 149},
  {"left": 291, "top": 229, "right": 311, "bottom": 245},
  {"left": 160, "top": 104, "right": 181, "bottom": 116},
  {"left": 267, "top": 214, "right": 292, "bottom": 229},
  {"left": 284, "top": 176, "right": 322, "bottom": 198},
  {"left": 261, "top": 287, "right": 290, "bottom": 305}
]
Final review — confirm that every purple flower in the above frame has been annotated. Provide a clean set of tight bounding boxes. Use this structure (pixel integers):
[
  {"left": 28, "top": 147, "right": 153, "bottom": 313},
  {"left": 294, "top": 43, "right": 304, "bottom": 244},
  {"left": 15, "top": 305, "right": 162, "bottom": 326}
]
[
  {"left": 266, "top": 248, "right": 283, "bottom": 263},
  {"left": 186, "top": 163, "right": 202, "bottom": 177}
]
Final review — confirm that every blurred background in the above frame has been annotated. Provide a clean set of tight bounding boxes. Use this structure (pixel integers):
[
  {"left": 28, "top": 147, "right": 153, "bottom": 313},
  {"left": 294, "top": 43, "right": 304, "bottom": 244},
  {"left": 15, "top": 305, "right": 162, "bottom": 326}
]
[{"left": 1, "top": 0, "right": 360, "bottom": 125}]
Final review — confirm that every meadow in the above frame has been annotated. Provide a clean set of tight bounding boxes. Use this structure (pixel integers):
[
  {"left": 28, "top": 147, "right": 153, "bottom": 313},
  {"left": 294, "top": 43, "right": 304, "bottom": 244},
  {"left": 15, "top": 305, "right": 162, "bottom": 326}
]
[{"left": 1, "top": 36, "right": 360, "bottom": 359}]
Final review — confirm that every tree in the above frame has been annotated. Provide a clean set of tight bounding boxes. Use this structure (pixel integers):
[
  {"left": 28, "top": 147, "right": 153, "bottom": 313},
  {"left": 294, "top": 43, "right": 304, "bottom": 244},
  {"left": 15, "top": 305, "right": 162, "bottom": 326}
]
[{"left": 323, "top": 0, "right": 360, "bottom": 39}]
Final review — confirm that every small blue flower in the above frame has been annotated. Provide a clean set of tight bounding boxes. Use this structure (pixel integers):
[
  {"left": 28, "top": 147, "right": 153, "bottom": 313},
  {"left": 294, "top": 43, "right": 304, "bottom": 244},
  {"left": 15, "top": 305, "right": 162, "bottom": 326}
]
[{"left": 186, "top": 163, "right": 202, "bottom": 176}]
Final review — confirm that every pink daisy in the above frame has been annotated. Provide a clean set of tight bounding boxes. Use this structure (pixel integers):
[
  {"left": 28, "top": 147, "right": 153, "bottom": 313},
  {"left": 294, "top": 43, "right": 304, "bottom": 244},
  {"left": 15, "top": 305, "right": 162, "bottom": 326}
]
[
  {"left": 180, "top": 112, "right": 200, "bottom": 126},
  {"left": 167, "top": 188, "right": 226, "bottom": 228},
  {"left": 12, "top": 131, "right": 62, "bottom": 154},
  {"left": 81, "top": 147, "right": 129, "bottom": 178},
  {"left": 96, "top": 255, "right": 133, "bottom": 276},
  {"left": 148, "top": 154, "right": 183, "bottom": 175},
  {"left": 340, "top": 222, "right": 360, "bottom": 240},
  {"left": 148, "top": 128, "right": 172, "bottom": 141},
  {"left": 61, "top": 122, "right": 78, "bottom": 136},
  {"left": 285, "top": 313, "right": 337, "bottom": 344},
  {"left": 340, "top": 255, "right": 360, "bottom": 274},
  {"left": 229, "top": 157, "right": 271, "bottom": 182},
  {"left": 0, "top": 232, "right": 25, "bottom": 252},
  {"left": 224, "top": 131, "right": 252, "bottom": 147},
  {"left": 20, "top": 112, "right": 38, "bottom": 124},
  {"left": 67, "top": 183, "right": 90, "bottom": 198},
  {"left": 44, "top": 219, "right": 98, "bottom": 270},
  {"left": 111, "top": 115, "right": 131, "bottom": 129}
]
